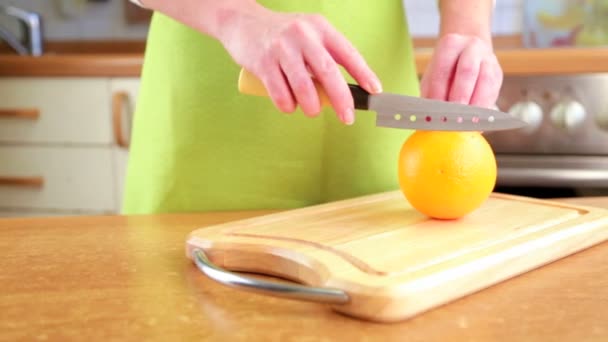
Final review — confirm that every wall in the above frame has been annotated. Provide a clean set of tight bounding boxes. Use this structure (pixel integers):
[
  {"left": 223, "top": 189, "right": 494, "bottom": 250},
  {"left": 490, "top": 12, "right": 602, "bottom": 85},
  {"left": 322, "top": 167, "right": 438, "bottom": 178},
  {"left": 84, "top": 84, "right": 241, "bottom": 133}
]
[
  {"left": 0, "top": 0, "right": 523, "bottom": 41},
  {"left": 404, "top": 0, "right": 524, "bottom": 37}
]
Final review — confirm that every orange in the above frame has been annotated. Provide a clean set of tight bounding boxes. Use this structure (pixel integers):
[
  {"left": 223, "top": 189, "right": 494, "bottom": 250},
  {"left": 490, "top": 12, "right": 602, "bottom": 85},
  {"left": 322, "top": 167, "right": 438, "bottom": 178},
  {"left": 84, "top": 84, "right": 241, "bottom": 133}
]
[{"left": 397, "top": 131, "right": 497, "bottom": 220}]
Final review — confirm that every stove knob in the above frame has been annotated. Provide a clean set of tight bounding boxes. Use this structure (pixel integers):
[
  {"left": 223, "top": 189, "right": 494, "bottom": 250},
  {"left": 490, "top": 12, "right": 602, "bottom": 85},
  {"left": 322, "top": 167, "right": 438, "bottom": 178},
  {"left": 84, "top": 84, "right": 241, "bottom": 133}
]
[
  {"left": 550, "top": 100, "right": 586, "bottom": 132},
  {"left": 508, "top": 101, "right": 543, "bottom": 132}
]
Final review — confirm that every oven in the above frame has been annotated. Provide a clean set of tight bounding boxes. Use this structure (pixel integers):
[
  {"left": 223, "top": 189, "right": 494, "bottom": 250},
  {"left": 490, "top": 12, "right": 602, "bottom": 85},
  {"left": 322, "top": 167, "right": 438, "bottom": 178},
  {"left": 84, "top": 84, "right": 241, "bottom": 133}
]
[{"left": 485, "top": 73, "right": 608, "bottom": 198}]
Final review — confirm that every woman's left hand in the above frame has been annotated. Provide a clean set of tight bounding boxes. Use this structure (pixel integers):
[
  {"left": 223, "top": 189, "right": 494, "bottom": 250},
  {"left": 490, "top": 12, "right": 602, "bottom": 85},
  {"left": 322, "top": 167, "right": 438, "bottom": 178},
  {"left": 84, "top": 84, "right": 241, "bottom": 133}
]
[{"left": 420, "top": 33, "right": 503, "bottom": 109}]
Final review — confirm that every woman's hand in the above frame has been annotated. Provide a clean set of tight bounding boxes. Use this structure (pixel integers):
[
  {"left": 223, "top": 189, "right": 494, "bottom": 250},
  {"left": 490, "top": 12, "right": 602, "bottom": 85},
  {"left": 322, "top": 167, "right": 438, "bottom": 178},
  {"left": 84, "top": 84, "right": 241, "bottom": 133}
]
[
  {"left": 218, "top": 5, "right": 382, "bottom": 124},
  {"left": 421, "top": 0, "right": 502, "bottom": 109},
  {"left": 420, "top": 33, "right": 503, "bottom": 109}
]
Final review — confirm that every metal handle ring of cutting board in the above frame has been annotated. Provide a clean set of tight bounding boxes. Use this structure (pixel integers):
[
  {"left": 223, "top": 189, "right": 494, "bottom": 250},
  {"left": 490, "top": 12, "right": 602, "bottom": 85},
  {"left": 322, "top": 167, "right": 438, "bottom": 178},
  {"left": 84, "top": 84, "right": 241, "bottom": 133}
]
[{"left": 192, "top": 249, "right": 350, "bottom": 305}]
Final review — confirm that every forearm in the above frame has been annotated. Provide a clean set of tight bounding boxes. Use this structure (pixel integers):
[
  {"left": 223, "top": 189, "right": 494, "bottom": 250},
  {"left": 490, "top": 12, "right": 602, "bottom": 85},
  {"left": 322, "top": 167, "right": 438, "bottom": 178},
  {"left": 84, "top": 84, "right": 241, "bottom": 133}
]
[
  {"left": 438, "top": 0, "right": 494, "bottom": 44},
  {"left": 139, "top": 0, "right": 265, "bottom": 42}
]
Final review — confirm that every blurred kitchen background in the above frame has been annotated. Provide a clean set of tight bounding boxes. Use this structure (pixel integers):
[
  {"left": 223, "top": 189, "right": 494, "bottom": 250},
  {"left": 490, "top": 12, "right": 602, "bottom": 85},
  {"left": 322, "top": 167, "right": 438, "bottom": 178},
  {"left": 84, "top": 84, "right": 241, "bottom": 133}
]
[
  {"left": 0, "top": 0, "right": 149, "bottom": 41},
  {"left": 1, "top": 0, "right": 607, "bottom": 217}
]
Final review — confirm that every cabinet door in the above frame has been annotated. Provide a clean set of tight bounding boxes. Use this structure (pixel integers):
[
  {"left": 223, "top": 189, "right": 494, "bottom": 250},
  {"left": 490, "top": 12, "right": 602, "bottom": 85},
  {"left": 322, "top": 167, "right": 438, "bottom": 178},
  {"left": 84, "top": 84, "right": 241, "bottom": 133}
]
[
  {"left": 0, "top": 78, "right": 112, "bottom": 144},
  {"left": 0, "top": 146, "right": 116, "bottom": 212},
  {"left": 109, "top": 78, "right": 139, "bottom": 212}
]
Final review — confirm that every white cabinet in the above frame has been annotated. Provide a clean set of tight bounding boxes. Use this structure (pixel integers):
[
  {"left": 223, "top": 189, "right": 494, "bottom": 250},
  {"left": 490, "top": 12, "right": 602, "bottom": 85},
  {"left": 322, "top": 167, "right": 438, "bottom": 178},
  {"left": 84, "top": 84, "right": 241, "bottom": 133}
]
[
  {"left": 0, "top": 146, "right": 115, "bottom": 212},
  {"left": 0, "top": 78, "right": 113, "bottom": 144},
  {"left": 112, "top": 148, "right": 129, "bottom": 212},
  {"left": 0, "top": 77, "right": 139, "bottom": 217}
]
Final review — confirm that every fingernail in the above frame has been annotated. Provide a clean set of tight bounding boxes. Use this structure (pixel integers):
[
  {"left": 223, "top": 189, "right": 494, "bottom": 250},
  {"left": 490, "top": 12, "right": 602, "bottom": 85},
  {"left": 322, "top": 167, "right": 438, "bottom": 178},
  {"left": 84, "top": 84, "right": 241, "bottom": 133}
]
[
  {"left": 344, "top": 108, "right": 355, "bottom": 125},
  {"left": 369, "top": 79, "right": 383, "bottom": 94}
]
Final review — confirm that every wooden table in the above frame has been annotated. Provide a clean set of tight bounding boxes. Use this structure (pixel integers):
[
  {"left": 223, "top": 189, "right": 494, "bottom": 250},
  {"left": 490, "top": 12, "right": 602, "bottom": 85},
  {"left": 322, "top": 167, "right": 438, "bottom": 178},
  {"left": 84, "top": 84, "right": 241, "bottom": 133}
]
[{"left": 1, "top": 197, "right": 608, "bottom": 341}]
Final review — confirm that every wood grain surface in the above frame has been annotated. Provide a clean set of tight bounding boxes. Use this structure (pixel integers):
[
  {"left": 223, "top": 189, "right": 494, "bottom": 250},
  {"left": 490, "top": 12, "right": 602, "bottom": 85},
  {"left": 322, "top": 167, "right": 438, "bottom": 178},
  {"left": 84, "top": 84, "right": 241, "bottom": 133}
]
[
  {"left": 2, "top": 48, "right": 608, "bottom": 77},
  {"left": 187, "top": 191, "right": 608, "bottom": 322},
  {"left": 415, "top": 47, "right": 608, "bottom": 76},
  {"left": 0, "top": 54, "right": 143, "bottom": 77},
  {"left": 1, "top": 197, "right": 608, "bottom": 341}
]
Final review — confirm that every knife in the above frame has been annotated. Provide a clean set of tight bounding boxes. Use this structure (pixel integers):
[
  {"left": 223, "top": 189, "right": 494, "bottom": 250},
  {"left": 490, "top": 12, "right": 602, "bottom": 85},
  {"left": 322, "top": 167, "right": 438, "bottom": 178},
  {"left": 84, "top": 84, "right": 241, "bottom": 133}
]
[{"left": 237, "top": 68, "right": 526, "bottom": 132}]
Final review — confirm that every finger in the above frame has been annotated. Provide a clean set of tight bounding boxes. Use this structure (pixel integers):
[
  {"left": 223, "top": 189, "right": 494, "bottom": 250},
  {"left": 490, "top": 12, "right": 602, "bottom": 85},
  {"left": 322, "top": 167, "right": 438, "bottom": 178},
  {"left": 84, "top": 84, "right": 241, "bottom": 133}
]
[
  {"left": 261, "top": 63, "right": 296, "bottom": 113},
  {"left": 420, "top": 68, "right": 432, "bottom": 99},
  {"left": 301, "top": 40, "right": 354, "bottom": 124},
  {"left": 421, "top": 34, "right": 468, "bottom": 101},
  {"left": 470, "top": 56, "right": 503, "bottom": 108},
  {"left": 278, "top": 41, "right": 321, "bottom": 116},
  {"left": 321, "top": 22, "right": 382, "bottom": 94},
  {"left": 447, "top": 40, "right": 483, "bottom": 104}
]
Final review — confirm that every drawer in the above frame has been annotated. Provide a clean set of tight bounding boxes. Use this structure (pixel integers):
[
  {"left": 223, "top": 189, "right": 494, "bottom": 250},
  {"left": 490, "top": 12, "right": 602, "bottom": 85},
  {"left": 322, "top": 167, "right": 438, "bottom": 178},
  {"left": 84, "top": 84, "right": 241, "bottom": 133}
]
[
  {"left": 112, "top": 147, "right": 130, "bottom": 212},
  {"left": 0, "top": 146, "right": 116, "bottom": 212},
  {"left": 0, "top": 78, "right": 112, "bottom": 144}
]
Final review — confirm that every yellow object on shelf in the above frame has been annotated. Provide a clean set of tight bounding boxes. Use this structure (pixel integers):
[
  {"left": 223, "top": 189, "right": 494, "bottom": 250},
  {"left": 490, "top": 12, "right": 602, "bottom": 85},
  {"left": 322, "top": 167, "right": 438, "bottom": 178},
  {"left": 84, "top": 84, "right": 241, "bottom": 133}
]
[{"left": 524, "top": 0, "right": 608, "bottom": 47}]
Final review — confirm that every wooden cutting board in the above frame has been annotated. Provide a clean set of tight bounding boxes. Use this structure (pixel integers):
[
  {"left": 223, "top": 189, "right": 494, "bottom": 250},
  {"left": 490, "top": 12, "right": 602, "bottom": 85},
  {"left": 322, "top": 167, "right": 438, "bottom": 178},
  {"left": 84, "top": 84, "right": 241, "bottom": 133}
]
[{"left": 186, "top": 191, "right": 608, "bottom": 322}]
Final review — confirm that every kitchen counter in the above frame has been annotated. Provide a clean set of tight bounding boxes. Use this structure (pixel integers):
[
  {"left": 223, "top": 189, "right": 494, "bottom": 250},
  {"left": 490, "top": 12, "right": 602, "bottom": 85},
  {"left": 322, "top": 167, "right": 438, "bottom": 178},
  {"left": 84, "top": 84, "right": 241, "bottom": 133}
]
[
  {"left": 1, "top": 47, "right": 608, "bottom": 77},
  {"left": 1, "top": 196, "right": 607, "bottom": 341},
  {"left": 416, "top": 47, "right": 608, "bottom": 76},
  {"left": 0, "top": 54, "right": 143, "bottom": 78}
]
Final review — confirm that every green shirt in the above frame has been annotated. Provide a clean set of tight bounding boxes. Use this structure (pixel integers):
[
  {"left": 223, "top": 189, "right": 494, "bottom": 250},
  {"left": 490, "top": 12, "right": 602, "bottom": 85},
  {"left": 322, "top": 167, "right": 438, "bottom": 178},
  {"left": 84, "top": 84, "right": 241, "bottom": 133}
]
[{"left": 122, "top": 1, "right": 420, "bottom": 214}]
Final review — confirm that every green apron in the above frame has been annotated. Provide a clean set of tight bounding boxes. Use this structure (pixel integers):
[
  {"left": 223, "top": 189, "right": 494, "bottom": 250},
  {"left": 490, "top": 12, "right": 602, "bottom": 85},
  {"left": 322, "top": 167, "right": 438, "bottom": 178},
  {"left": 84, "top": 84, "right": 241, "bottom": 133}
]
[{"left": 122, "top": 0, "right": 420, "bottom": 214}]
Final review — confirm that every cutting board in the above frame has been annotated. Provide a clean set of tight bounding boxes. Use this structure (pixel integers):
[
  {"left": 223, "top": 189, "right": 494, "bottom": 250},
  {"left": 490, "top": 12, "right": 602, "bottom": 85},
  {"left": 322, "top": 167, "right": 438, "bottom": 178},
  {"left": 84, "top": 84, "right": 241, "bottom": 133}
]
[{"left": 186, "top": 191, "right": 608, "bottom": 322}]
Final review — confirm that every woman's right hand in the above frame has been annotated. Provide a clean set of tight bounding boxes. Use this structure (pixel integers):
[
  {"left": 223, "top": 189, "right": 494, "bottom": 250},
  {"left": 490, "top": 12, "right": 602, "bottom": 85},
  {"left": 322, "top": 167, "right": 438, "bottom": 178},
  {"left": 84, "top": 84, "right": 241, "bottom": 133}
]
[{"left": 218, "top": 4, "right": 382, "bottom": 125}]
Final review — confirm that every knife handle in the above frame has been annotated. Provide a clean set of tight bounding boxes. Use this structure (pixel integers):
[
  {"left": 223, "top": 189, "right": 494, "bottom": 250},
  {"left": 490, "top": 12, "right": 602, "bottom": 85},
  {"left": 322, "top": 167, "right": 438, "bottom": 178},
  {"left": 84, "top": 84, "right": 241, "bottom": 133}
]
[{"left": 238, "top": 68, "right": 370, "bottom": 110}]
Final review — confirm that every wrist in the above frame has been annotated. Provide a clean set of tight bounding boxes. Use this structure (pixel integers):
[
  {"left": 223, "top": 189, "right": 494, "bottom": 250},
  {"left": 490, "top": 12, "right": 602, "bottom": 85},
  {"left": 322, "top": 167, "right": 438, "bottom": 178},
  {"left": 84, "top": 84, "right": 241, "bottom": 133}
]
[
  {"left": 140, "top": 0, "right": 266, "bottom": 42},
  {"left": 438, "top": 0, "right": 494, "bottom": 45},
  {"left": 213, "top": 1, "right": 269, "bottom": 45},
  {"left": 439, "top": 26, "right": 492, "bottom": 46}
]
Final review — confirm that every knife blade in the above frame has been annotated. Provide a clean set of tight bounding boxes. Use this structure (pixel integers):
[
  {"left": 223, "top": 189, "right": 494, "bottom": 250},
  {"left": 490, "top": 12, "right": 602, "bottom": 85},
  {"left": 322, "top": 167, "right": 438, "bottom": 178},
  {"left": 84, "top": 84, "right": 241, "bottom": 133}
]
[{"left": 237, "top": 68, "right": 527, "bottom": 132}]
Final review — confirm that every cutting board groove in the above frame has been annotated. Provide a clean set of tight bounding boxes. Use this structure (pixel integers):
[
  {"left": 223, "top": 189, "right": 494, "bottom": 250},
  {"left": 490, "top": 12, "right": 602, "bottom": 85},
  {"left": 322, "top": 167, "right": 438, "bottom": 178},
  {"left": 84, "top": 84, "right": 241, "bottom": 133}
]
[{"left": 187, "top": 191, "right": 608, "bottom": 322}]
